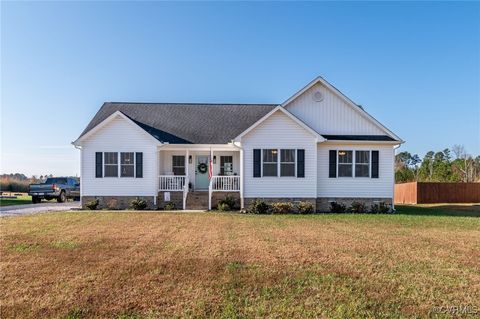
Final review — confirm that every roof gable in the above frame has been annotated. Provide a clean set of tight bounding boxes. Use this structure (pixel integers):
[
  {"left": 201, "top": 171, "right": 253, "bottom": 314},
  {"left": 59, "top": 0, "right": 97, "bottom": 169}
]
[
  {"left": 235, "top": 106, "right": 325, "bottom": 142},
  {"left": 282, "top": 77, "right": 403, "bottom": 142}
]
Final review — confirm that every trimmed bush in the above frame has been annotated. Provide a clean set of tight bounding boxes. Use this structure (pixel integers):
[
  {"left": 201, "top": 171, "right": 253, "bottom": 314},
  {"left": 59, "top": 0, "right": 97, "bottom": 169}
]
[
  {"left": 297, "top": 201, "right": 314, "bottom": 214},
  {"left": 330, "top": 202, "right": 346, "bottom": 213},
  {"left": 218, "top": 195, "right": 236, "bottom": 210},
  {"left": 248, "top": 199, "right": 269, "bottom": 214},
  {"left": 164, "top": 202, "right": 175, "bottom": 210},
  {"left": 218, "top": 202, "right": 231, "bottom": 211},
  {"left": 130, "top": 198, "right": 147, "bottom": 210},
  {"left": 349, "top": 201, "right": 368, "bottom": 214},
  {"left": 271, "top": 202, "right": 294, "bottom": 214},
  {"left": 85, "top": 199, "right": 99, "bottom": 210},
  {"left": 370, "top": 202, "right": 391, "bottom": 214}
]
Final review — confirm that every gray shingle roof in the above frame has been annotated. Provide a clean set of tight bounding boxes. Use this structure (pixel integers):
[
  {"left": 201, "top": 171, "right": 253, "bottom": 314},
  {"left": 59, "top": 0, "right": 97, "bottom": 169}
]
[{"left": 79, "top": 102, "right": 278, "bottom": 144}]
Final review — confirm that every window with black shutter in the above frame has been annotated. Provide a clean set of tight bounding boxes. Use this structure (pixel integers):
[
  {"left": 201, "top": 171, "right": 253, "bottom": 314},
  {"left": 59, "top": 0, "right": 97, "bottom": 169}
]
[
  {"left": 135, "top": 152, "right": 143, "bottom": 178},
  {"left": 253, "top": 149, "right": 261, "bottom": 177},
  {"left": 329, "top": 150, "right": 337, "bottom": 178},
  {"left": 95, "top": 152, "right": 103, "bottom": 178},
  {"left": 371, "top": 150, "right": 379, "bottom": 178},
  {"left": 297, "top": 149, "right": 305, "bottom": 178}
]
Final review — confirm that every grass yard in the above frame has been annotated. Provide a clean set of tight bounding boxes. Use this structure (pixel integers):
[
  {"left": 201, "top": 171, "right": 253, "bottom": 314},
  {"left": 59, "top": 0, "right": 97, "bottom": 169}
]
[
  {"left": 1, "top": 206, "right": 479, "bottom": 318},
  {"left": 0, "top": 195, "right": 32, "bottom": 207}
]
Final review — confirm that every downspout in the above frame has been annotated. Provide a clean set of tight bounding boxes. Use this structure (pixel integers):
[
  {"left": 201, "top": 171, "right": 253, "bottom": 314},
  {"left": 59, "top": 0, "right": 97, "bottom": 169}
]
[{"left": 72, "top": 143, "right": 82, "bottom": 207}]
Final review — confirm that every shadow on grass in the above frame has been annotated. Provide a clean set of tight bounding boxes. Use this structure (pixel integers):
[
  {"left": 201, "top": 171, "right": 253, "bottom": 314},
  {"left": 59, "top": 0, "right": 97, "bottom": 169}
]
[{"left": 395, "top": 204, "right": 480, "bottom": 217}]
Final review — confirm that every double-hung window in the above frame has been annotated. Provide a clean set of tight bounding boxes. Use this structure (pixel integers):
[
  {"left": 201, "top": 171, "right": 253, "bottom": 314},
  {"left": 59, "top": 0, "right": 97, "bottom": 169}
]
[
  {"left": 104, "top": 152, "right": 118, "bottom": 177},
  {"left": 338, "top": 150, "right": 353, "bottom": 177},
  {"left": 172, "top": 156, "right": 186, "bottom": 175},
  {"left": 280, "top": 149, "right": 295, "bottom": 177},
  {"left": 220, "top": 156, "right": 233, "bottom": 175},
  {"left": 262, "top": 149, "right": 278, "bottom": 177},
  {"left": 121, "top": 152, "right": 135, "bottom": 177},
  {"left": 355, "top": 151, "right": 370, "bottom": 177}
]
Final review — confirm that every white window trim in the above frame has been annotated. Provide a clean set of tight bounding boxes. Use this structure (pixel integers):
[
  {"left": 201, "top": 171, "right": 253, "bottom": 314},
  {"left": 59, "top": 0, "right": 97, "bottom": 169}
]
[
  {"left": 172, "top": 155, "right": 186, "bottom": 176},
  {"left": 261, "top": 148, "right": 299, "bottom": 178},
  {"left": 280, "top": 149, "right": 296, "bottom": 177},
  {"left": 103, "top": 152, "right": 137, "bottom": 178},
  {"left": 336, "top": 149, "right": 372, "bottom": 179},
  {"left": 354, "top": 150, "right": 371, "bottom": 178}
]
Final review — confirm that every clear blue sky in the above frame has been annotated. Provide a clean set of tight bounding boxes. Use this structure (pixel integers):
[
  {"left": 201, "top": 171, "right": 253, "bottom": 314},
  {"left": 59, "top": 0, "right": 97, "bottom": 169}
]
[{"left": 1, "top": 1, "right": 479, "bottom": 176}]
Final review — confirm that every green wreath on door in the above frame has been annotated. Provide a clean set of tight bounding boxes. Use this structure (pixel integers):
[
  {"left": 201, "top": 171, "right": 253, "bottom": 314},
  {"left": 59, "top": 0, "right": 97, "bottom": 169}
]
[{"left": 197, "top": 162, "right": 208, "bottom": 174}]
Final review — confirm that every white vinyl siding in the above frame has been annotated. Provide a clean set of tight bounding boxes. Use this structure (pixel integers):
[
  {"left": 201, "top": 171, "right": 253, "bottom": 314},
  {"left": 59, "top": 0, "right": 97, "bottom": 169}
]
[
  {"left": 242, "top": 110, "right": 317, "bottom": 198},
  {"left": 81, "top": 115, "right": 157, "bottom": 196},
  {"left": 318, "top": 143, "right": 394, "bottom": 198},
  {"left": 285, "top": 82, "right": 386, "bottom": 135}
]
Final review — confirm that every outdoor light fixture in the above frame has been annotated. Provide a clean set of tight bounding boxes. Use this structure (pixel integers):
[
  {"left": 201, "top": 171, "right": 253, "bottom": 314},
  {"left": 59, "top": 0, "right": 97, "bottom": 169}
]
[
  {"left": 213, "top": 156, "right": 217, "bottom": 164},
  {"left": 189, "top": 155, "right": 192, "bottom": 164}
]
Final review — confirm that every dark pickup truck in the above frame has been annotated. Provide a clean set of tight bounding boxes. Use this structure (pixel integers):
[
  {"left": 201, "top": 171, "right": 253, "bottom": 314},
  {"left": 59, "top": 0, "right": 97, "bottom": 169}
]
[{"left": 29, "top": 177, "right": 80, "bottom": 204}]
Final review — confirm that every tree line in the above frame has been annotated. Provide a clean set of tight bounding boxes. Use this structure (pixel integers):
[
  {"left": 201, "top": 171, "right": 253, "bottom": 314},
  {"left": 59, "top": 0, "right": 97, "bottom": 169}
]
[{"left": 395, "top": 145, "right": 480, "bottom": 183}]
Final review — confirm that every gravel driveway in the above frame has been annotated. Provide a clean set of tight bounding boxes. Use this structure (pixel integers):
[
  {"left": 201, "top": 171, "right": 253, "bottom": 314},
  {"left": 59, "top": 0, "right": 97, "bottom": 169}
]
[{"left": 0, "top": 202, "right": 80, "bottom": 217}]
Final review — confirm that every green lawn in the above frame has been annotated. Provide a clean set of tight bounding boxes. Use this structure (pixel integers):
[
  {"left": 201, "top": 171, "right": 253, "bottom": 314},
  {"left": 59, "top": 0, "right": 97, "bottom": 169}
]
[
  {"left": 396, "top": 203, "right": 480, "bottom": 217},
  {"left": 0, "top": 195, "right": 32, "bottom": 207},
  {"left": 1, "top": 205, "right": 479, "bottom": 318}
]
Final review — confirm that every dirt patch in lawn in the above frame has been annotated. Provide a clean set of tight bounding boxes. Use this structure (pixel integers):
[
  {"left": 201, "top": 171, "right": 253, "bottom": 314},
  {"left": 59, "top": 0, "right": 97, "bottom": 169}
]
[{"left": 1, "top": 212, "right": 479, "bottom": 318}]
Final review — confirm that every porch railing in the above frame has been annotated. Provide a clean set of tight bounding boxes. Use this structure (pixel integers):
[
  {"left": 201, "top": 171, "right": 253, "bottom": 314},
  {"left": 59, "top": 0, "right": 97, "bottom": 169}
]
[
  {"left": 210, "top": 176, "right": 240, "bottom": 191},
  {"left": 159, "top": 175, "right": 186, "bottom": 191}
]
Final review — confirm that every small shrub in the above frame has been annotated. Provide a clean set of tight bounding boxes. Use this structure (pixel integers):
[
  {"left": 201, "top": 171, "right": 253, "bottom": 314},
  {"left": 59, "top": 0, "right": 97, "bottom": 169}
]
[
  {"left": 271, "top": 202, "right": 294, "bottom": 214},
  {"left": 349, "top": 201, "right": 368, "bottom": 214},
  {"left": 164, "top": 202, "right": 175, "bottom": 210},
  {"left": 218, "top": 202, "right": 231, "bottom": 211},
  {"left": 248, "top": 199, "right": 270, "bottom": 214},
  {"left": 330, "top": 202, "right": 346, "bottom": 213},
  {"left": 85, "top": 199, "right": 99, "bottom": 210},
  {"left": 297, "top": 201, "right": 314, "bottom": 214},
  {"left": 130, "top": 198, "right": 147, "bottom": 210},
  {"left": 219, "top": 195, "right": 237, "bottom": 209},
  {"left": 370, "top": 202, "right": 391, "bottom": 214},
  {"left": 106, "top": 198, "right": 118, "bottom": 210}
]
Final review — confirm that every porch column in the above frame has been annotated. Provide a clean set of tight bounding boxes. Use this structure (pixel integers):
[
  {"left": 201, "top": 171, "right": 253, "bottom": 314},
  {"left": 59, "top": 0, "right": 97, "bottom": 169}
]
[
  {"left": 208, "top": 148, "right": 213, "bottom": 210},
  {"left": 185, "top": 149, "right": 189, "bottom": 181},
  {"left": 240, "top": 148, "right": 244, "bottom": 209}
]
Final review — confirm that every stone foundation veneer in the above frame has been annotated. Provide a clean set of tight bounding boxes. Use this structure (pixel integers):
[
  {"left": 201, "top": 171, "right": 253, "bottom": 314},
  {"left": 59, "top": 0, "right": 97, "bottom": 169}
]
[
  {"left": 211, "top": 192, "right": 241, "bottom": 209},
  {"left": 316, "top": 197, "right": 393, "bottom": 213},
  {"left": 81, "top": 196, "right": 156, "bottom": 210},
  {"left": 157, "top": 191, "right": 183, "bottom": 210}
]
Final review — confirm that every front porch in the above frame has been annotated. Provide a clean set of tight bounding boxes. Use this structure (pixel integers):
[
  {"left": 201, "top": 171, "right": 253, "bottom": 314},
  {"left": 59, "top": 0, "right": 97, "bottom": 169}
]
[{"left": 156, "top": 144, "right": 243, "bottom": 210}]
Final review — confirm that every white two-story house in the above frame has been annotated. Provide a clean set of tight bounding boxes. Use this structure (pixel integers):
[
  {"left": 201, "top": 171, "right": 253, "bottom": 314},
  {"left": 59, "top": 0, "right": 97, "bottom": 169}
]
[{"left": 73, "top": 76, "right": 403, "bottom": 211}]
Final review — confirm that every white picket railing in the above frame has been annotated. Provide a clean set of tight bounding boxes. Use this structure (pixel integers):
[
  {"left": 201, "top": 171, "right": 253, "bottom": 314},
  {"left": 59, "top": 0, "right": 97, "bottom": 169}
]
[
  {"left": 210, "top": 176, "right": 240, "bottom": 191},
  {"left": 159, "top": 175, "right": 186, "bottom": 191}
]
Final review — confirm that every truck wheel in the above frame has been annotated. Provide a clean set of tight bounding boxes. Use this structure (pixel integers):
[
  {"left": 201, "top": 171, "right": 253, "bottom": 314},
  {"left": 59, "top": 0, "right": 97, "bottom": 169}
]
[
  {"left": 57, "top": 191, "right": 66, "bottom": 203},
  {"left": 32, "top": 196, "right": 40, "bottom": 204}
]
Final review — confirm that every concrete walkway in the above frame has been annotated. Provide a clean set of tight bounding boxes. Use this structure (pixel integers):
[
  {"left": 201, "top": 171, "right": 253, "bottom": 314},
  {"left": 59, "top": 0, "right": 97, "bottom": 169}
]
[{"left": 0, "top": 202, "right": 80, "bottom": 217}]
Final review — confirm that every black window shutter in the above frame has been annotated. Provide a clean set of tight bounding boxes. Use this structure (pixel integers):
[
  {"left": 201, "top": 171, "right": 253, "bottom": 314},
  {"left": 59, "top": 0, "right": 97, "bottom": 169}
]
[
  {"left": 371, "top": 150, "right": 379, "bottom": 178},
  {"left": 136, "top": 152, "right": 143, "bottom": 178},
  {"left": 95, "top": 152, "right": 103, "bottom": 178},
  {"left": 297, "top": 149, "right": 305, "bottom": 178},
  {"left": 253, "top": 149, "right": 261, "bottom": 178},
  {"left": 329, "top": 150, "right": 337, "bottom": 178}
]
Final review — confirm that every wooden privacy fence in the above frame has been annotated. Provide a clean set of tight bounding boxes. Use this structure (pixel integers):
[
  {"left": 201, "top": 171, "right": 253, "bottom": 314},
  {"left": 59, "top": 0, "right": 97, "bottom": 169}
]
[{"left": 394, "top": 182, "right": 480, "bottom": 204}]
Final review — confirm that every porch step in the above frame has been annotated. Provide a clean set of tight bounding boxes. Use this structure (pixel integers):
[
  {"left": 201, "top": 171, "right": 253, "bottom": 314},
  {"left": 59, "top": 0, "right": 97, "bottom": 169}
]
[{"left": 186, "top": 191, "right": 209, "bottom": 210}]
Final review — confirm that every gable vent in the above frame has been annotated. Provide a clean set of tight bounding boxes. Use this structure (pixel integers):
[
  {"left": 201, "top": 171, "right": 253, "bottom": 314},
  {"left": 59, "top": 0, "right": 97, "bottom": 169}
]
[{"left": 313, "top": 91, "right": 324, "bottom": 102}]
